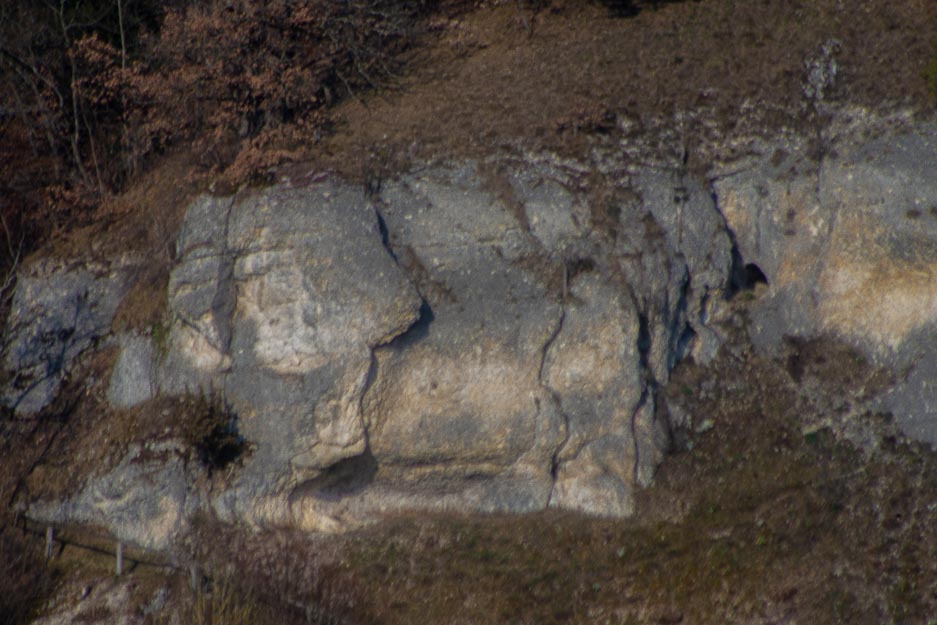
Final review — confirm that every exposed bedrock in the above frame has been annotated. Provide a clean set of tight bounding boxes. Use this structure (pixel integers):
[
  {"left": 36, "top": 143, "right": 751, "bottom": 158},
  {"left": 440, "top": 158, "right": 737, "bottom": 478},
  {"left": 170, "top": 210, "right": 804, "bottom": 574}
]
[
  {"left": 149, "top": 158, "right": 732, "bottom": 531},
  {"left": 18, "top": 114, "right": 937, "bottom": 543},
  {"left": 713, "top": 117, "right": 937, "bottom": 443},
  {"left": 3, "top": 256, "right": 138, "bottom": 416}
]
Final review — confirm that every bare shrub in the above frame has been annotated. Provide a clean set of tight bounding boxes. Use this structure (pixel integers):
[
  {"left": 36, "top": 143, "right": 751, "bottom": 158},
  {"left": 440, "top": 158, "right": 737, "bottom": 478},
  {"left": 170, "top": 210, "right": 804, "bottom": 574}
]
[
  {"left": 118, "top": 0, "right": 426, "bottom": 185},
  {"left": 166, "top": 392, "right": 248, "bottom": 476},
  {"left": 0, "top": 0, "right": 435, "bottom": 259}
]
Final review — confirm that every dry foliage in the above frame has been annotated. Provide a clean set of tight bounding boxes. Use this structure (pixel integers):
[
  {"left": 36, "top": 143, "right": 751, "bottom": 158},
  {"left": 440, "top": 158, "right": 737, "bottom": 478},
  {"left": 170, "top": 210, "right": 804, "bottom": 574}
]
[
  {"left": 0, "top": 509, "right": 55, "bottom": 625},
  {"left": 185, "top": 520, "right": 367, "bottom": 625},
  {"left": 0, "top": 0, "right": 441, "bottom": 259}
]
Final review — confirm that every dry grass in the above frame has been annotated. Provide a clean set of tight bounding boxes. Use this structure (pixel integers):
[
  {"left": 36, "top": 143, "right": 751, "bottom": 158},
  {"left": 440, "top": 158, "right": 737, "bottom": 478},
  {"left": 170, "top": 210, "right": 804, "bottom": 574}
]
[
  {"left": 5, "top": 2, "right": 937, "bottom": 623},
  {"left": 313, "top": 0, "right": 937, "bottom": 178},
  {"left": 0, "top": 505, "right": 56, "bottom": 625}
]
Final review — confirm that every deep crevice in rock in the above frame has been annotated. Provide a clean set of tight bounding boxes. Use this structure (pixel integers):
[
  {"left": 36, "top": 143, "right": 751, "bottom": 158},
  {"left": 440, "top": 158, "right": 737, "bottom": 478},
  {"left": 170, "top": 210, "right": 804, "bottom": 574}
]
[
  {"left": 370, "top": 203, "right": 434, "bottom": 349},
  {"left": 743, "top": 262, "right": 768, "bottom": 287},
  {"left": 636, "top": 311, "right": 651, "bottom": 371},
  {"left": 708, "top": 179, "right": 768, "bottom": 298},
  {"left": 667, "top": 270, "right": 693, "bottom": 370},
  {"left": 384, "top": 300, "right": 434, "bottom": 351},
  {"left": 728, "top": 246, "right": 769, "bottom": 296},
  {"left": 631, "top": 310, "right": 655, "bottom": 482},
  {"left": 629, "top": 386, "right": 651, "bottom": 484},
  {"left": 537, "top": 295, "right": 568, "bottom": 507},
  {"left": 209, "top": 196, "right": 238, "bottom": 356},
  {"left": 375, "top": 210, "right": 397, "bottom": 262}
]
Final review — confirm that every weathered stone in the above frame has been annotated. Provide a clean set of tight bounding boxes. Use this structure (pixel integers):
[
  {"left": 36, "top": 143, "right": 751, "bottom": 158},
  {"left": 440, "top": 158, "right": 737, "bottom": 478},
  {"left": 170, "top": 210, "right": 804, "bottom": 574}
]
[
  {"left": 161, "top": 182, "right": 422, "bottom": 527},
  {"left": 107, "top": 158, "right": 734, "bottom": 532},
  {"left": 3, "top": 256, "right": 137, "bottom": 415},
  {"left": 633, "top": 170, "right": 734, "bottom": 366},
  {"left": 28, "top": 441, "right": 199, "bottom": 552},
  {"left": 544, "top": 272, "right": 642, "bottom": 515},
  {"left": 287, "top": 166, "right": 566, "bottom": 528},
  {"left": 107, "top": 333, "right": 157, "bottom": 408},
  {"left": 284, "top": 161, "right": 724, "bottom": 526},
  {"left": 715, "top": 117, "right": 937, "bottom": 444}
]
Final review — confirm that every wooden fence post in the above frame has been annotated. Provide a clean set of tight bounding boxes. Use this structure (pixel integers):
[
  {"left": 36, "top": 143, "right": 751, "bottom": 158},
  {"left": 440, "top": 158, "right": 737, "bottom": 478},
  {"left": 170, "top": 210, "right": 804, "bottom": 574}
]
[
  {"left": 45, "top": 526, "right": 54, "bottom": 559},
  {"left": 189, "top": 563, "right": 200, "bottom": 591}
]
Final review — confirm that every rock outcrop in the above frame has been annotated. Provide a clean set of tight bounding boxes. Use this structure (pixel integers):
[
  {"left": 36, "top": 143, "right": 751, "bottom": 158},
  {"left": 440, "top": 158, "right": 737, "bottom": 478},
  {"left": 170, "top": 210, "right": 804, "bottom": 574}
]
[
  {"left": 714, "top": 112, "right": 937, "bottom": 442},
  {"left": 12, "top": 110, "right": 937, "bottom": 549},
  {"left": 154, "top": 159, "right": 732, "bottom": 531},
  {"left": 3, "top": 256, "right": 138, "bottom": 415},
  {"left": 28, "top": 441, "right": 199, "bottom": 552}
]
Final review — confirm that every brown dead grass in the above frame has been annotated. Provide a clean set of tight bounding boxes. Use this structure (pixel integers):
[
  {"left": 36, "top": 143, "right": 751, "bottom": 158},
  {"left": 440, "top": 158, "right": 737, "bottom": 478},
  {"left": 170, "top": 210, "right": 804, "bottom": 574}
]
[
  {"left": 8, "top": 2, "right": 937, "bottom": 623},
  {"left": 309, "top": 0, "right": 937, "bottom": 178}
]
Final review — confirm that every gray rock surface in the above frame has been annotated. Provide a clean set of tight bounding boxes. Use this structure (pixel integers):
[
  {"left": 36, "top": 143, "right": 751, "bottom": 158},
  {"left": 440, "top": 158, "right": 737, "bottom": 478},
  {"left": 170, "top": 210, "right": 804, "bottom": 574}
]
[
  {"left": 28, "top": 441, "right": 200, "bottom": 552},
  {"left": 162, "top": 183, "right": 422, "bottom": 528},
  {"left": 3, "top": 256, "right": 137, "bottom": 415},
  {"left": 150, "top": 160, "right": 732, "bottom": 531},
  {"left": 714, "top": 114, "right": 937, "bottom": 443},
  {"left": 107, "top": 333, "right": 157, "bottom": 408},
  {"left": 30, "top": 110, "right": 937, "bottom": 545}
]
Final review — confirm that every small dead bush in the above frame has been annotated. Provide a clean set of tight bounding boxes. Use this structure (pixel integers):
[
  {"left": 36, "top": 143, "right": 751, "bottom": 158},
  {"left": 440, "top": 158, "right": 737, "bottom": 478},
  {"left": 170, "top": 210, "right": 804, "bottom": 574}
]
[{"left": 177, "top": 393, "right": 246, "bottom": 475}]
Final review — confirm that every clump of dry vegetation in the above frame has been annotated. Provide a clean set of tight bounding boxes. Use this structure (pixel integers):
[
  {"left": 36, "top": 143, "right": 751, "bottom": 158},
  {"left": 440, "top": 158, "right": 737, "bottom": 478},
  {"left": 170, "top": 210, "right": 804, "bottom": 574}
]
[
  {"left": 180, "top": 519, "right": 369, "bottom": 625},
  {"left": 0, "top": 514, "right": 56, "bottom": 625},
  {"left": 0, "top": 0, "right": 470, "bottom": 261}
]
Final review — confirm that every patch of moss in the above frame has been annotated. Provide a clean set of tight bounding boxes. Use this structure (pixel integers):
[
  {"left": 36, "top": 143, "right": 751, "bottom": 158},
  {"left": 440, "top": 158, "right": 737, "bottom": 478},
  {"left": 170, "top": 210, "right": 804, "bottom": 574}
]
[{"left": 150, "top": 317, "right": 170, "bottom": 359}]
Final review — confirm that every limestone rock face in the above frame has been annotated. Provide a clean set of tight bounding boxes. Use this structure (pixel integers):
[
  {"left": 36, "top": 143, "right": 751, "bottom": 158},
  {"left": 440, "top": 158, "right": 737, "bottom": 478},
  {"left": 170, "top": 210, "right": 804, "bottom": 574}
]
[
  {"left": 107, "top": 332, "right": 158, "bottom": 408},
  {"left": 3, "top": 256, "right": 137, "bottom": 415},
  {"left": 16, "top": 114, "right": 937, "bottom": 549},
  {"left": 153, "top": 160, "right": 731, "bottom": 531},
  {"left": 714, "top": 118, "right": 937, "bottom": 442},
  {"left": 162, "top": 185, "right": 422, "bottom": 527},
  {"left": 9, "top": 155, "right": 739, "bottom": 537},
  {"left": 28, "top": 441, "right": 199, "bottom": 552}
]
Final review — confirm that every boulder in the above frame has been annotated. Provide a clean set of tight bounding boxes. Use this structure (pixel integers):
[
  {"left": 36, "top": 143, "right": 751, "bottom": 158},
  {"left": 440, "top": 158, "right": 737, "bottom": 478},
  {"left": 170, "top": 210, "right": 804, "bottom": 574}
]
[
  {"left": 162, "top": 183, "right": 422, "bottom": 527},
  {"left": 106, "top": 333, "right": 158, "bottom": 408}
]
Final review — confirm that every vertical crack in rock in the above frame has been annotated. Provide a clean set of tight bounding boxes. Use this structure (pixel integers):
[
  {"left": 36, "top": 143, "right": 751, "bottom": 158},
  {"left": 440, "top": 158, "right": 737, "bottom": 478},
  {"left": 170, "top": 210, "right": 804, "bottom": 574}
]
[
  {"left": 668, "top": 270, "right": 694, "bottom": 369},
  {"left": 630, "top": 310, "right": 654, "bottom": 483},
  {"left": 375, "top": 209, "right": 398, "bottom": 263},
  {"left": 709, "top": 180, "right": 763, "bottom": 298},
  {"left": 326, "top": 204, "right": 429, "bottom": 491},
  {"left": 210, "top": 196, "right": 238, "bottom": 358},
  {"left": 538, "top": 275, "right": 568, "bottom": 507}
]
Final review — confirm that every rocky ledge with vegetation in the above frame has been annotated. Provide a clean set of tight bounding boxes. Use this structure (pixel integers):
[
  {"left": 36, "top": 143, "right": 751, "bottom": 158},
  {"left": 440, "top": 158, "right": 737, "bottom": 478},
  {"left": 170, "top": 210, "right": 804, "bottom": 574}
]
[{"left": 3, "top": 1, "right": 937, "bottom": 624}]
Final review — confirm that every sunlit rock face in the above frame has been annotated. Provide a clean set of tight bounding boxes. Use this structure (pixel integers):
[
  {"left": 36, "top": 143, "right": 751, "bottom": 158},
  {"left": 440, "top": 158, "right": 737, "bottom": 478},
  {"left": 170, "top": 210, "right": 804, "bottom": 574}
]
[
  {"left": 143, "top": 158, "right": 732, "bottom": 532},
  {"left": 24, "top": 112, "right": 937, "bottom": 544}
]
